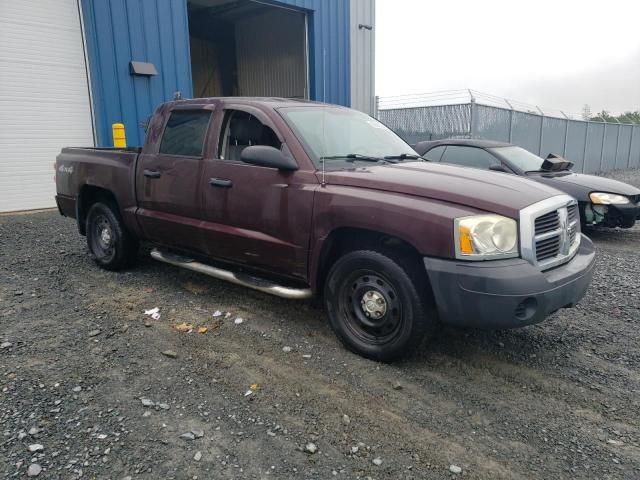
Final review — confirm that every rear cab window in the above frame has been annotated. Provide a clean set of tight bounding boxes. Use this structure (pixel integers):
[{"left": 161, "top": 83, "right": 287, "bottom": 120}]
[{"left": 159, "top": 110, "right": 212, "bottom": 157}]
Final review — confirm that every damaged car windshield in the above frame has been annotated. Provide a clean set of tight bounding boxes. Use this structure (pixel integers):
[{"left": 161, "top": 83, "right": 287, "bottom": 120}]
[{"left": 279, "top": 106, "right": 419, "bottom": 169}]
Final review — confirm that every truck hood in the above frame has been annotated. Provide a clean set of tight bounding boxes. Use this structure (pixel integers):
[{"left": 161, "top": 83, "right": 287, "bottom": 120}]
[
  {"left": 526, "top": 171, "right": 640, "bottom": 201},
  {"left": 321, "top": 162, "right": 564, "bottom": 218}
]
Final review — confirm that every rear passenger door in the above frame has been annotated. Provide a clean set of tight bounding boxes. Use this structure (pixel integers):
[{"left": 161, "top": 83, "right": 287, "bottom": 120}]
[
  {"left": 136, "top": 108, "right": 212, "bottom": 252},
  {"left": 439, "top": 146, "right": 502, "bottom": 170}
]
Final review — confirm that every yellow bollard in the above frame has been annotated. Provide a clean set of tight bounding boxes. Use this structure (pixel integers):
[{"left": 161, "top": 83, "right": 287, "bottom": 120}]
[{"left": 112, "top": 123, "right": 127, "bottom": 148}]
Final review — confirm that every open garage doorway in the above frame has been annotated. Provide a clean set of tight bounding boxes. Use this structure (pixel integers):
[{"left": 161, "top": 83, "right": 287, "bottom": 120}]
[{"left": 187, "top": 0, "right": 309, "bottom": 99}]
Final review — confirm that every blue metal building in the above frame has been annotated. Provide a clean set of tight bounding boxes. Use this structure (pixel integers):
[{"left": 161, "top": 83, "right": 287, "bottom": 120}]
[{"left": 79, "top": 0, "right": 375, "bottom": 146}]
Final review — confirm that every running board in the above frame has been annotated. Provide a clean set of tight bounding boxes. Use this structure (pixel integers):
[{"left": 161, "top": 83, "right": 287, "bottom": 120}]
[{"left": 150, "top": 249, "right": 312, "bottom": 300}]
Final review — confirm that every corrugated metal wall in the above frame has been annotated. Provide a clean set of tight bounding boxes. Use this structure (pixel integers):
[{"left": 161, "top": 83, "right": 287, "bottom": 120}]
[
  {"left": 235, "top": 8, "right": 307, "bottom": 98},
  {"left": 349, "top": 0, "right": 375, "bottom": 115},
  {"left": 82, "top": 0, "right": 354, "bottom": 146},
  {"left": 80, "top": 0, "right": 193, "bottom": 147},
  {"left": 190, "top": 36, "right": 222, "bottom": 98}
]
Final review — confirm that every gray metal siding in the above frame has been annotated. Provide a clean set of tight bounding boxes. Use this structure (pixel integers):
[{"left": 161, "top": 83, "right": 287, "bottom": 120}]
[
  {"left": 349, "top": 0, "right": 375, "bottom": 115},
  {"left": 190, "top": 36, "right": 222, "bottom": 98},
  {"left": 235, "top": 8, "right": 307, "bottom": 98},
  {"left": 280, "top": 0, "right": 351, "bottom": 106},
  {"left": 382, "top": 98, "right": 640, "bottom": 174}
]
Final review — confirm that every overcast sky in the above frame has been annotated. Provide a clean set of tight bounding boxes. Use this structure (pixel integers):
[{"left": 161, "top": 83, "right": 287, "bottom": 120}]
[{"left": 375, "top": 0, "right": 640, "bottom": 115}]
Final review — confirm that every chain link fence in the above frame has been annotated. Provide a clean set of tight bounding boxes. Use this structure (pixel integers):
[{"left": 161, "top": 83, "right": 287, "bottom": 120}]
[{"left": 377, "top": 92, "right": 640, "bottom": 174}]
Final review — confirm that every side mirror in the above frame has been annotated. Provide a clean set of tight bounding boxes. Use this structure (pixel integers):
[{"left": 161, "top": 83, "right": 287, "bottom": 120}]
[
  {"left": 240, "top": 145, "right": 298, "bottom": 171},
  {"left": 489, "top": 164, "right": 510, "bottom": 173}
]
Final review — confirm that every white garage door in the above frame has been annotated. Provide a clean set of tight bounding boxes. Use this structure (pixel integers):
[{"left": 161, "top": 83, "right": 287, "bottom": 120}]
[{"left": 0, "top": 0, "right": 94, "bottom": 213}]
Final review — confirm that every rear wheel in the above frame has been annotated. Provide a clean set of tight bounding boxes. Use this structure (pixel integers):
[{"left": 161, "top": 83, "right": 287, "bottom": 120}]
[
  {"left": 324, "top": 250, "right": 434, "bottom": 362},
  {"left": 86, "top": 202, "right": 138, "bottom": 271}
]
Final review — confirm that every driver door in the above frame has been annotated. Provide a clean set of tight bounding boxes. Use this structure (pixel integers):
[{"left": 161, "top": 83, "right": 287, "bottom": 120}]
[{"left": 200, "top": 106, "right": 316, "bottom": 280}]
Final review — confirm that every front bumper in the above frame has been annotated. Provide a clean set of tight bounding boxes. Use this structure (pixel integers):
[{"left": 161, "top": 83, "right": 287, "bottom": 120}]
[
  {"left": 607, "top": 203, "right": 640, "bottom": 225},
  {"left": 585, "top": 201, "right": 640, "bottom": 228},
  {"left": 424, "top": 234, "right": 596, "bottom": 329}
]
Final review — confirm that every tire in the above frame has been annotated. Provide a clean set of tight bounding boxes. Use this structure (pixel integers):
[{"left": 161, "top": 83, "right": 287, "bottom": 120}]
[
  {"left": 324, "top": 249, "right": 434, "bottom": 362},
  {"left": 86, "top": 202, "right": 138, "bottom": 271},
  {"left": 620, "top": 217, "right": 636, "bottom": 229}
]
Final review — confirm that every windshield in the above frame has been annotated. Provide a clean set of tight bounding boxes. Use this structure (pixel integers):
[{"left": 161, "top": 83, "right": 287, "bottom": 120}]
[
  {"left": 279, "top": 106, "right": 417, "bottom": 168},
  {"left": 490, "top": 146, "right": 544, "bottom": 172}
]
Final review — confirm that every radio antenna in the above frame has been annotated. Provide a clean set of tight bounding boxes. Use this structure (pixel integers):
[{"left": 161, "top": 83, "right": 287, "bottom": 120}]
[{"left": 321, "top": 49, "right": 327, "bottom": 187}]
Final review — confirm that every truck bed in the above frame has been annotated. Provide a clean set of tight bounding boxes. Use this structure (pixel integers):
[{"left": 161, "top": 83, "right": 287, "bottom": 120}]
[{"left": 55, "top": 146, "right": 141, "bottom": 226}]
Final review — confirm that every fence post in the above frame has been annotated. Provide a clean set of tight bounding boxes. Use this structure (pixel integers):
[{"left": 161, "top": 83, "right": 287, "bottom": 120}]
[
  {"left": 600, "top": 121, "right": 606, "bottom": 173},
  {"left": 561, "top": 111, "right": 569, "bottom": 158},
  {"left": 505, "top": 99, "right": 514, "bottom": 143},
  {"left": 374, "top": 96, "right": 380, "bottom": 119},
  {"left": 582, "top": 122, "right": 590, "bottom": 173},
  {"left": 537, "top": 106, "right": 544, "bottom": 156},
  {"left": 629, "top": 125, "right": 636, "bottom": 169},
  {"left": 469, "top": 91, "right": 477, "bottom": 138},
  {"left": 613, "top": 119, "right": 622, "bottom": 171}
]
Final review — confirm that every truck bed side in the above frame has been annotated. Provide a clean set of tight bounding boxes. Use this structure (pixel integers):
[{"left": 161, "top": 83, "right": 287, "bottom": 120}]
[{"left": 55, "top": 147, "right": 141, "bottom": 236}]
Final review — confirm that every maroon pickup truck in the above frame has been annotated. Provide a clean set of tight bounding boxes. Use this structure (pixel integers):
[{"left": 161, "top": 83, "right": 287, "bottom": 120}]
[{"left": 55, "top": 98, "right": 596, "bottom": 361}]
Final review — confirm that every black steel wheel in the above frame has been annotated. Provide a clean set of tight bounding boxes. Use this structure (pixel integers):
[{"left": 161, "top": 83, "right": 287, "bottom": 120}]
[
  {"left": 86, "top": 202, "right": 138, "bottom": 271},
  {"left": 342, "top": 271, "right": 403, "bottom": 345},
  {"left": 324, "top": 249, "right": 434, "bottom": 361}
]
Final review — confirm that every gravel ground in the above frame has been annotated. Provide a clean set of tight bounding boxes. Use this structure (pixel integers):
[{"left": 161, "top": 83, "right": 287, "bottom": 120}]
[{"left": 1, "top": 171, "right": 640, "bottom": 479}]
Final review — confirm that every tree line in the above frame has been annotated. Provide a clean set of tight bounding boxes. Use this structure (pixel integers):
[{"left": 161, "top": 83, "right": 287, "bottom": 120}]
[{"left": 582, "top": 105, "right": 640, "bottom": 124}]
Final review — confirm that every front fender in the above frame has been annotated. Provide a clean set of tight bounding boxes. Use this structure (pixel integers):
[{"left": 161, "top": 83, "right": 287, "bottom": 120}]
[{"left": 308, "top": 185, "right": 483, "bottom": 291}]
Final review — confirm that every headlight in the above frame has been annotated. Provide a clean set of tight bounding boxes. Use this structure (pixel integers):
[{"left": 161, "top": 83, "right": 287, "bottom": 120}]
[
  {"left": 455, "top": 215, "right": 518, "bottom": 260},
  {"left": 590, "top": 192, "right": 629, "bottom": 205}
]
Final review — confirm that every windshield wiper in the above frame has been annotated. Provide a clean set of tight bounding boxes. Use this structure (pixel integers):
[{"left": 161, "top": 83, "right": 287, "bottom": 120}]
[
  {"left": 383, "top": 153, "right": 428, "bottom": 162},
  {"left": 320, "top": 154, "right": 391, "bottom": 164}
]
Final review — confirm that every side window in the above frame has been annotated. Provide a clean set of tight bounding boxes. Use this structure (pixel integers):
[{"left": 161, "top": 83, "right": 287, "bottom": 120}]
[
  {"left": 159, "top": 110, "right": 211, "bottom": 157},
  {"left": 440, "top": 146, "right": 500, "bottom": 169},
  {"left": 424, "top": 145, "right": 446, "bottom": 162},
  {"left": 218, "top": 110, "right": 281, "bottom": 161}
]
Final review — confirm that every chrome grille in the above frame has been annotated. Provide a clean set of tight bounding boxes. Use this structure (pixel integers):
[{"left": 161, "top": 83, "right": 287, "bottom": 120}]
[
  {"left": 535, "top": 211, "right": 560, "bottom": 235},
  {"left": 536, "top": 236, "right": 561, "bottom": 261},
  {"left": 520, "top": 195, "right": 581, "bottom": 270},
  {"left": 567, "top": 204, "right": 578, "bottom": 244}
]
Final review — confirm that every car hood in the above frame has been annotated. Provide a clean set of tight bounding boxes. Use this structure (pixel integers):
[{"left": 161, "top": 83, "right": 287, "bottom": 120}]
[
  {"left": 527, "top": 171, "right": 640, "bottom": 201},
  {"left": 321, "top": 162, "right": 564, "bottom": 218}
]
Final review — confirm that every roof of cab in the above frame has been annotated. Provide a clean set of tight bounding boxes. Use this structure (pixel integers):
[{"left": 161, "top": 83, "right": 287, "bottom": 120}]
[{"left": 167, "top": 97, "right": 338, "bottom": 109}]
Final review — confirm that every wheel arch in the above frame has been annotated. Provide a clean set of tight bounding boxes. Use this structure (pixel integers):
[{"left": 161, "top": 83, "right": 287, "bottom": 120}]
[
  {"left": 313, "top": 226, "right": 434, "bottom": 303},
  {"left": 76, "top": 185, "right": 120, "bottom": 236}
]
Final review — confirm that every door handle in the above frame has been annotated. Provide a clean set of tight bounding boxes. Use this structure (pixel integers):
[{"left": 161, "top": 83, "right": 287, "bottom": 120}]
[
  {"left": 209, "top": 177, "right": 233, "bottom": 188},
  {"left": 144, "top": 169, "right": 161, "bottom": 179}
]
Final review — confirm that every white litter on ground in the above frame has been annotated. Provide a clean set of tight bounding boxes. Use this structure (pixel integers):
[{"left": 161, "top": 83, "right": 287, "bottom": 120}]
[{"left": 144, "top": 307, "right": 161, "bottom": 320}]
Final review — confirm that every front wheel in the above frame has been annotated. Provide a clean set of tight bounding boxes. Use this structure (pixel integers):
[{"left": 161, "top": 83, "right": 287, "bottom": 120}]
[
  {"left": 324, "top": 250, "right": 434, "bottom": 362},
  {"left": 86, "top": 202, "right": 138, "bottom": 271}
]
